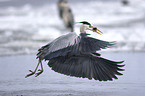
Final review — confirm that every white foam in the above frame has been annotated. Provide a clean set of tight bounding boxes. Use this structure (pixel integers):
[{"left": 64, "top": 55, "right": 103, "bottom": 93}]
[{"left": 0, "top": 0, "right": 145, "bottom": 56}]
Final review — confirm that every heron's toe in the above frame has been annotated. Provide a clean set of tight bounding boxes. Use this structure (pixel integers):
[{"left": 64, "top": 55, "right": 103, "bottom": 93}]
[
  {"left": 25, "top": 70, "right": 35, "bottom": 78},
  {"left": 35, "top": 70, "right": 43, "bottom": 77}
]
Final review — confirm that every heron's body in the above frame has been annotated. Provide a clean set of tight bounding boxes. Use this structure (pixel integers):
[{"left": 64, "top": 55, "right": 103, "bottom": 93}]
[
  {"left": 36, "top": 32, "right": 123, "bottom": 81},
  {"left": 26, "top": 21, "right": 124, "bottom": 81},
  {"left": 37, "top": 32, "right": 114, "bottom": 60},
  {"left": 58, "top": 0, "right": 74, "bottom": 32}
]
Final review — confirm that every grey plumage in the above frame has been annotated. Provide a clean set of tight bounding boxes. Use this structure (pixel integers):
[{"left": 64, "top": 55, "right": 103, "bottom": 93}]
[
  {"left": 26, "top": 21, "right": 124, "bottom": 81},
  {"left": 57, "top": 0, "right": 74, "bottom": 32},
  {"left": 48, "top": 54, "right": 124, "bottom": 81},
  {"left": 58, "top": 0, "right": 68, "bottom": 18},
  {"left": 37, "top": 32, "right": 114, "bottom": 60},
  {"left": 36, "top": 32, "right": 124, "bottom": 81}
]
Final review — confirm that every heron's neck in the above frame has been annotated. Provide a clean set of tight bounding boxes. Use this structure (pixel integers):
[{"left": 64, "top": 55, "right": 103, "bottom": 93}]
[{"left": 80, "top": 24, "right": 88, "bottom": 33}]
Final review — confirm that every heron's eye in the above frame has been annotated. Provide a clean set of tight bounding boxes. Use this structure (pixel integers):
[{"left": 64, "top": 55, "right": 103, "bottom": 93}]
[{"left": 93, "top": 27, "right": 97, "bottom": 30}]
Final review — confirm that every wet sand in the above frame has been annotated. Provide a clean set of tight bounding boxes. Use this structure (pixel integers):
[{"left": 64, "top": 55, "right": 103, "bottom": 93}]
[{"left": 0, "top": 52, "right": 145, "bottom": 96}]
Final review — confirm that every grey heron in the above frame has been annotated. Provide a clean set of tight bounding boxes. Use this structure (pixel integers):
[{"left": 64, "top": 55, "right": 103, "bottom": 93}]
[
  {"left": 57, "top": 0, "right": 74, "bottom": 32},
  {"left": 26, "top": 21, "right": 124, "bottom": 81}
]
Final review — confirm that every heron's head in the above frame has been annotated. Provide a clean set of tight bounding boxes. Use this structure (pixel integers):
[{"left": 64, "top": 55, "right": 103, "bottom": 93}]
[
  {"left": 89, "top": 26, "right": 103, "bottom": 35},
  {"left": 79, "top": 21, "right": 92, "bottom": 27},
  {"left": 78, "top": 21, "right": 103, "bottom": 35},
  {"left": 58, "top": 0, "right": 68, "bottom": 7}
]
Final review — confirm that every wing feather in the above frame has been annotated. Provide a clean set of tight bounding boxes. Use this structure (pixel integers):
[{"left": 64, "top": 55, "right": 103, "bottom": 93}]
[
  {"left": 37, "top": 33, "right": 115, "bottom": 60},
  {"left": 48, "top": 54, "right": 125, "bottom": 81},
  {"left": 37, "top": 32, "right": 78, "bottom": 59}
]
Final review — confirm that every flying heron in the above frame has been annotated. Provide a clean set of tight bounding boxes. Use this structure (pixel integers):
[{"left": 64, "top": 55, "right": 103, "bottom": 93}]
[
  {"left": 26, "top": 21, "right": 124, "bottom": 81},
  {"left": 57, "top": 0, "right": 74, "bottom": 32}
]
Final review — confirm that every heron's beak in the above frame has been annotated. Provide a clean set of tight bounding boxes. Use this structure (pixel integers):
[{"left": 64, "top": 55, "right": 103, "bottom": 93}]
[{"left": 90, "top": 27, "right": 103, "bottom": 35}]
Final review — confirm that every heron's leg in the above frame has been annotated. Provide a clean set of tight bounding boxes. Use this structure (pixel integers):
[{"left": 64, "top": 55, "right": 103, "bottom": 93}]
[
  {"left": 25, "top": 59, "right": 40, "bottom": 78},
  {"left": 35, "top": 59, "right": 44, "bottom": 77}
]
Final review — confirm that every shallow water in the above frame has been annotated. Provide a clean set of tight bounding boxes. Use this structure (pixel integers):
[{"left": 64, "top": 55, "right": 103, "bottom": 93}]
[{"left": 0, "top": 52, "right": 145, "bottom": 96}]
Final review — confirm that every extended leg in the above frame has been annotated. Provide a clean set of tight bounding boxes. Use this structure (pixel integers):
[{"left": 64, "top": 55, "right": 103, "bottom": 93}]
[
  {"left": 35, "top": 59, "right": 44, "bottom": 77},
  {"left": 25, "top": 59, "right": 41, "bottom": 78}
]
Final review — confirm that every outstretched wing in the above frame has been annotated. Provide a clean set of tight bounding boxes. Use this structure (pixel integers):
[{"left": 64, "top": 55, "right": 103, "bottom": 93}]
[
  {"left": 37, "top": 33, "right": 115, "bottom": 60},
  {"left": 79, "top": 33, "right": 115, "bottom": 53},
  {"left": 48, "top": 54, "right": 124, "bottom": 81},
  {"left": 37, "top": 32, "right": 78, "bottom": 59}
]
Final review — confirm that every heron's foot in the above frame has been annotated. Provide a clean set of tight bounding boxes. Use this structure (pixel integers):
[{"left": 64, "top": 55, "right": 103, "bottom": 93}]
[
  {"left": 35, "top": 69, "right": 43, "bottom": 77},
  {"left": 25, "top": 70, "right": 35, "bottom": 78}
]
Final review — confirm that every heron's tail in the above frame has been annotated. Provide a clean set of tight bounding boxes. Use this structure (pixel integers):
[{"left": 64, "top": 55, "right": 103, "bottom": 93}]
[{"left": 48, "top": 54, "right": 125, "bottom": 81}]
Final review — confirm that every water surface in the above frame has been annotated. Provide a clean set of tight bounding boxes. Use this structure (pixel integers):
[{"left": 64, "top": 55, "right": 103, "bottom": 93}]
[{"left": 0, "top": 52, "right": 145, "bottom": 96}]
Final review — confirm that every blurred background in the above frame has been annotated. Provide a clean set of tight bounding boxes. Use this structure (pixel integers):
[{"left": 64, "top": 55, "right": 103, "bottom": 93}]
[
  {"left": 0, "top": 0, "right": 145, "bottom": 96},
  {"left": 0, "top": 0, "right": 144, "bottom": 56}
]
